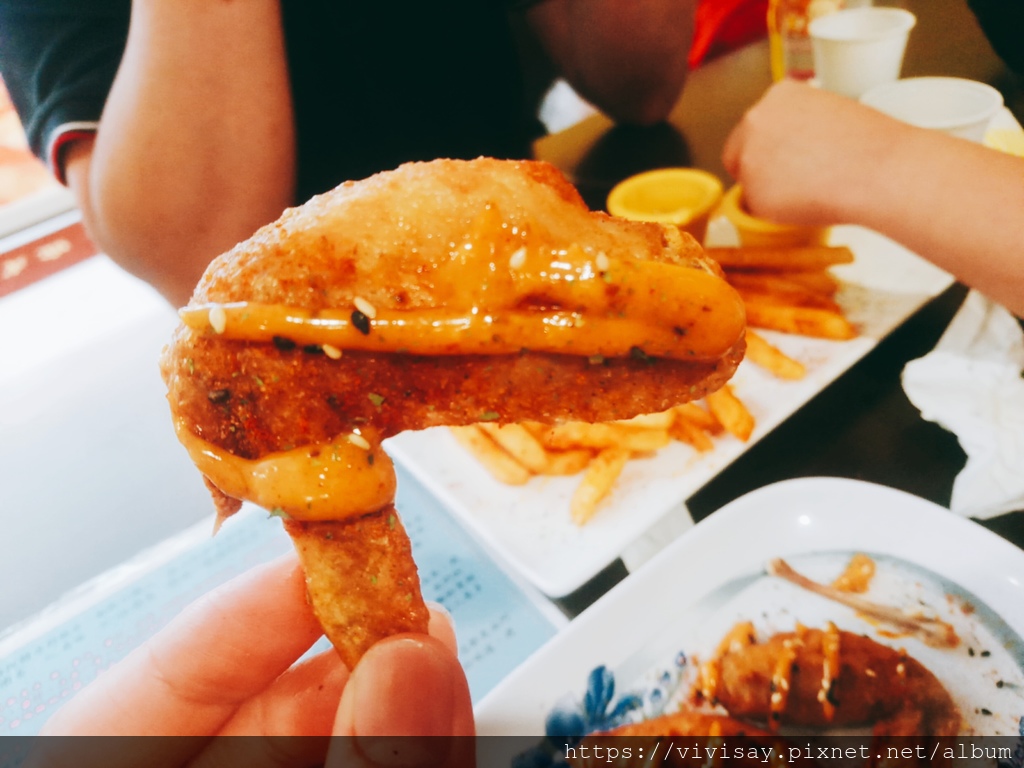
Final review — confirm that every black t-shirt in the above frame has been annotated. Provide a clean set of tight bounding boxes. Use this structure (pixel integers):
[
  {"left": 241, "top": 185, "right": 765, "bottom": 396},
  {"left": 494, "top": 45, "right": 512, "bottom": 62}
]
[{"left": 0, "top": 0, "right": 542, "bottom": 202}]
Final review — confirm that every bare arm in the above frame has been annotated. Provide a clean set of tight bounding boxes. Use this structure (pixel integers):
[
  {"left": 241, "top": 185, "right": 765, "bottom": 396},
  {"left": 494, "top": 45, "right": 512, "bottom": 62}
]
[
  {"left": 65, "top": 0, "right": 295, "bottom": 308},
  {"left": 724, "top": 81, "right": 1024, "bottom": 317},
  {"left": 523, "top": 0, "right": 696, "bottom": 125}
]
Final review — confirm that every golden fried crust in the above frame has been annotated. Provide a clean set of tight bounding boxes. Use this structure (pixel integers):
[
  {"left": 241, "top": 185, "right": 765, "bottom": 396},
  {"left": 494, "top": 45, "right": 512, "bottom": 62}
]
[
  {"left": 190, "top": 158, "right": 716, "bottom": 312},
  {"left": 712, "top": 630, "right": 961, "bottom": 736},
  {"left": 163, "top": 332, "right": 742, "bottom": 458},
  {"left": 284, "top": 509, "right": 428, "bottom": 670}
]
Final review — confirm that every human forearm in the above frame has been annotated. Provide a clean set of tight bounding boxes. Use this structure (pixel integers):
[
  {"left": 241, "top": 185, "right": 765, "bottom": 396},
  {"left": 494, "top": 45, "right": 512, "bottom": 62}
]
[
  {"left": 525, "top": 0, "right": 695, "bottom": 125},
  {"left": 840, "top": 125, "right": 1024, "bottom": 317},
  {"left": 725, "top": 82, "right": 1024, "bottom": 317},
  {"left": 75, "top": 0, "right": 295, "bottom": 307}
]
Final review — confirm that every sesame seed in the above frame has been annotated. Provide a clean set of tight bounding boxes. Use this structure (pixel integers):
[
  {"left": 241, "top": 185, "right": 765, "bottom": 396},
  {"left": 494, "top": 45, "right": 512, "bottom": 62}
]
[
  {"left": 322, "top": 344, "right": 343, "bottom": 360},
  {"left": 508, "top": 247, "right": 527, "bottom": 270},
  {"left": 595, "top": 251, "right": 610, "bottom": 271},
  {"left": 208, "top": 305, "right": 227, "bottom": 334},
  {"left": 354, "top": 297, "right": 377, "bottom": 319},
  {"left": 347, "top": 432, "right": 371, "bottom": 450},
  {"left": 896, "top": 663, "right": 906, "bottom": 676}
]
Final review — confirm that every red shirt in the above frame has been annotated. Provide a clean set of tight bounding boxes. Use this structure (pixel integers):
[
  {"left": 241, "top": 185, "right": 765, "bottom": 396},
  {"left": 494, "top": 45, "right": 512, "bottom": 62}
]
[{"left": 690, "top": 0, "right": 769, "bottom": 69}]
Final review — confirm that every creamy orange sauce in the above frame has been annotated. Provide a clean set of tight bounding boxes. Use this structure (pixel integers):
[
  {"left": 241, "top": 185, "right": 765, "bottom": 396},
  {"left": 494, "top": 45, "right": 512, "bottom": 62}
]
[
  {"left": 179, "top": 246, "right": 745, "bottom": 362},
  {"left": 173, "top": 417, "right": 394, "bottom": 522},
  {"left": 769, "top": 639, "right": 799, "bottom": 730},
  {"left": 818, "top": 621, "right": 841, "bottom": 722},
  {"left": 831, "top": 553, "right": 876, "bottom": 593},
  {"left": 699, "top": 622, "right": 756, "bottom": 705}
]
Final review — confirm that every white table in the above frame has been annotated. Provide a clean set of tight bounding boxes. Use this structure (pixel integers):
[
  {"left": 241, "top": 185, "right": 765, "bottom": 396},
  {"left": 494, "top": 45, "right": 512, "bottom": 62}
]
[{"left": 0, "top": 215, "right": 214, "bottom": 630}]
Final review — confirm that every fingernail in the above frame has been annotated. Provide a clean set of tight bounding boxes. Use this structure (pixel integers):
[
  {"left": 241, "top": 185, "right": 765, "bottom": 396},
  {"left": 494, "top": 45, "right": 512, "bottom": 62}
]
[
  {"left": 426, "top": 600, "right": 453, "bottom": 630},
  {"left": 426, "top": 602, "right": 459, "bottom": 658}
]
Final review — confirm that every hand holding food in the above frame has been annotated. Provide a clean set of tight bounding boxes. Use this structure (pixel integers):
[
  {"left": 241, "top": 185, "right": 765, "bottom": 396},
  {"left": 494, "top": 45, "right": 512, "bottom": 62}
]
[
  {"left": 161, "top": 157, "right": 746, "bottom": 665},
  {"left": 31, "top": 555, "right": 473, "bottom": 759}
]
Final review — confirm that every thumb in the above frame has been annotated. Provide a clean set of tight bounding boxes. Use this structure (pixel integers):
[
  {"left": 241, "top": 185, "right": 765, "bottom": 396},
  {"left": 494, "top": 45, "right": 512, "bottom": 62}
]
[{"left": 328, "top": 634, "right": 475, "bottom": 767}]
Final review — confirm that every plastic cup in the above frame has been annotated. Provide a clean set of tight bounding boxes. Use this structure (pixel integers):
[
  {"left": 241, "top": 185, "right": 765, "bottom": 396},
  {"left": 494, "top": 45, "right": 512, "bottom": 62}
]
[
  {"left": 860, "top": 77, "right": 1004, "bottom": 143},
  {"left": 809, "top": 7, "right": 916, "bottom": 99}
]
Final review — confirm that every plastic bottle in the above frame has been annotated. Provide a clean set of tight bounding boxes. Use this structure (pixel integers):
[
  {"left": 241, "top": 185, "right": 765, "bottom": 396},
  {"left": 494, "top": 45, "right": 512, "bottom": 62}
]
[{"left": 768, "top": 0, "right": 847, "bottom": 81}]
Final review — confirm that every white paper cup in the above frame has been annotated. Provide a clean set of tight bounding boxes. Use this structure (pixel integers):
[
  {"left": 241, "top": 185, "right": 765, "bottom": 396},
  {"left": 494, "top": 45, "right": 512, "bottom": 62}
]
[
  {"left": 809, "top": 7, "right": 916, "bottom": 99},
  {"left": 860, "top": 76, "right": 1004, "bottom": 142}
]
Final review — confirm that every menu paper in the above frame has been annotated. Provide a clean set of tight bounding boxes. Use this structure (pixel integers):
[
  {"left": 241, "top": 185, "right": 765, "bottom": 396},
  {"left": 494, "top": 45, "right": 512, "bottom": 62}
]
[{"left": 0, "top": 466, "right": 563, "bottom": 735}]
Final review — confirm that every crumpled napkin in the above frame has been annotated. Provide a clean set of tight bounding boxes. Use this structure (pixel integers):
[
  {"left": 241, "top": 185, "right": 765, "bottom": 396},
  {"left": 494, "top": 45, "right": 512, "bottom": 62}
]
[{"left": 902, "top": 290, "right": 1024, "bottom": 519}]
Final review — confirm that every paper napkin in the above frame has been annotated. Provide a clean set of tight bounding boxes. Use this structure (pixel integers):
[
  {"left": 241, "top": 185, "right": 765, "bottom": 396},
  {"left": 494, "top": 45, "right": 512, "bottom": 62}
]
[{"left": 902, "top": 290, "right": 1024, "bottom": 519}]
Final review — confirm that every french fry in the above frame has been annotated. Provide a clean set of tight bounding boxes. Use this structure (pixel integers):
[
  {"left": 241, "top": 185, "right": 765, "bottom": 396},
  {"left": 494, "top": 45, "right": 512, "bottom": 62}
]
[
  {"left": 737, "top": 286, "right": 839, "bottom": 313},
  {"left": 450, "top": 425, "right": 532, "bottom": 485},
  {"left": 477, "top": 422, "right": 551, "bottom": 473},
  {"left": 766, "top": 269, "right": 840, "bottom": 296},
  {"left": 705, "top": 385, "right": 755, "bottom": 441},
  {"left": 570, "top": 447, "right": 630, "bottom": 525},
  {"left": 669, "top": 414, "right": 715, "bottom": 452},
  {"left": 670, "top": 402, "right": 723, "bottom": 434},
  {"left": 543, "top": 448, "right": 596, "bottom": 475},
  {"left": 519, "top": 421, "right": 554, "bottom": 443},
  {"left": 744, "top": 330, "right": 807, "bottom": 380},
  {"left": 543, "top": 422, "right": 672, "bottom": 452},
  {"left": 743, "top": 300, "right": 857, "bottom": 340},
  {"left": 707, "top": 245, "right": 854, "bottom": 272},
  {"left": 728, "top": 274, "right": 842, "bottom": 311},
  {"left": 614, "top": 410, "right": 676, "bottom": 430}
]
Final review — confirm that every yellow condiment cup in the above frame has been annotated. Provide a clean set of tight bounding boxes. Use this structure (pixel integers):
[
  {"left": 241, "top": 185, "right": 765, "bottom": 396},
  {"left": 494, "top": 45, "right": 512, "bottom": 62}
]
[
  {"left": 716, "top": 185, "right": 830, "bottom": 247},
  {"left": 607, "top": 168, "right": 724, "bottom": 243}
]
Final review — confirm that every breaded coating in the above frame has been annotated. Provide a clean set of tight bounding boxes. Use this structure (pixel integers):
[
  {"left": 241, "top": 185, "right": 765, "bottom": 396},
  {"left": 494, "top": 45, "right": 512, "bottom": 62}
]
[{"left": 285, "top": 508, "right": 426, "bottom": 670}]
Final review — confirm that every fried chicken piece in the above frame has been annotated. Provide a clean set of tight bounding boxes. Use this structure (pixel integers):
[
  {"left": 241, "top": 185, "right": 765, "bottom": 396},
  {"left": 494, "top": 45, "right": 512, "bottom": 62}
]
[
  {"left": 697, "top": 624, "right": 961, "bottom": 737},
  {"left": 162, "top": 158, "right": 746, "bottom": 667}
]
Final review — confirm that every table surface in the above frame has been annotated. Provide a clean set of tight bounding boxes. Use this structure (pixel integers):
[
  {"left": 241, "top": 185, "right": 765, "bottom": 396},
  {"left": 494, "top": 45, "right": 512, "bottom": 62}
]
[{"left": 533, "top": 0, "right": 1024, "bottom": 614}]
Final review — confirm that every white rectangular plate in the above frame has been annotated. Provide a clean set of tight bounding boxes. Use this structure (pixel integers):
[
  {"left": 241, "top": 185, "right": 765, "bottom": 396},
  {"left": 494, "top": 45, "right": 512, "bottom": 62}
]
[
  {"left": 475, "top": 477, "right": 1024, "bottom": 737},
  {"left": 389, "top": 226, "right": 955, "bottom": 596}
]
